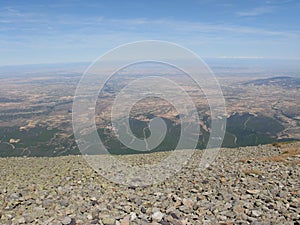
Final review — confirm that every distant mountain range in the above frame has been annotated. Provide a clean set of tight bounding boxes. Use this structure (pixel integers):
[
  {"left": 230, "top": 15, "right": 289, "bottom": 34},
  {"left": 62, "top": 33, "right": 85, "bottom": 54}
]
[{"left": 243, "top": 76, "right": 300, "bottom": 89}]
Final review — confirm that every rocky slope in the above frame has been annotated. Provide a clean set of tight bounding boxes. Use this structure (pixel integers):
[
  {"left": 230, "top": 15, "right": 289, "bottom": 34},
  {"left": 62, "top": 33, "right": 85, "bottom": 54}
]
[{"left": 0, "top": 142, "right": 299, "bottom": 225}]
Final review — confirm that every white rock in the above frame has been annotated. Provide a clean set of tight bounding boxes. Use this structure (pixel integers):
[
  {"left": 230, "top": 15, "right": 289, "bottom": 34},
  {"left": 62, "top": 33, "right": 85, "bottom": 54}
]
[
  {"left": 130, "top": 212, "right": 137, "bottom": 221},
  {"left": 152, "top": 211, "right": 164, "bottom": 222},
  {"left": 62, "top": 216, "right": 72, "bottom": 225},
  {"left": 252, "top": 210, "right": 262, "bottom": 217},
  {"left": 246, "top": 189, "right": 260, "bottom": 194}
]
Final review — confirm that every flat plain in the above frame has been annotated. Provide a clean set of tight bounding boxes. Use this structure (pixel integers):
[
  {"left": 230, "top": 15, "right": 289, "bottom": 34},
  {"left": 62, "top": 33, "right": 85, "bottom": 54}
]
[{"left": 0, "top": 62, "right": 299, "bottom": 156}]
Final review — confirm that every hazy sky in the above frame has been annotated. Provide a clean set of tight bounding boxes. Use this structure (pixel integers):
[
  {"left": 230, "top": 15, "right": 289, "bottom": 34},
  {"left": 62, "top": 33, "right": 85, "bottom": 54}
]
[{"left": 0, "top": 0, "right": 300, "bottom": 66}]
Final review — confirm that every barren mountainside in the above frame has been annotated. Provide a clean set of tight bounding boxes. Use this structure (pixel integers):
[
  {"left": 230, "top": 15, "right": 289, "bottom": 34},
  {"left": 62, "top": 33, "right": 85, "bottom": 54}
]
[{"left": 0, "top": 142, "right": 299, "bottom": 224}]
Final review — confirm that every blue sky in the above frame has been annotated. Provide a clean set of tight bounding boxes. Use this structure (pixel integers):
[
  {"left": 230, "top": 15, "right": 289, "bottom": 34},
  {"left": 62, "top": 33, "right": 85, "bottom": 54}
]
[{"left": 0, "top": 0, "right": 300, "bottom": 66}]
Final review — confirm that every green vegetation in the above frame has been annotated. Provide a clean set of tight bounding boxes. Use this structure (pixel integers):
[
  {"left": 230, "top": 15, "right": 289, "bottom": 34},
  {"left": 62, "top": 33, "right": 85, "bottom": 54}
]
[
  {"left": 0, "top": 113, "right": 297, "bottom": 157},
  {"left": 0, "top": 126, "right": 77, "bottom": 157},
  {"left": 224, "top": 113, "right": 285, "bottom": 147}
]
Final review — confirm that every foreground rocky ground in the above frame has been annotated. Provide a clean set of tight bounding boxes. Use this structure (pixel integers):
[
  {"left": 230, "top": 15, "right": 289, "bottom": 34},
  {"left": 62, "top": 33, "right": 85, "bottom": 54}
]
[{"left": 0, "top": 142, "right": 299, "bottom": 225}]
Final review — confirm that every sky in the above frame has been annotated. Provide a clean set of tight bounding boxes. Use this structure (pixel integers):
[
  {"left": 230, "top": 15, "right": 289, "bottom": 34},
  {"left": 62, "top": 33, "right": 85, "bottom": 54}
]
[{"left": 0, "top": 0, "right": 300, "bottom": 66}]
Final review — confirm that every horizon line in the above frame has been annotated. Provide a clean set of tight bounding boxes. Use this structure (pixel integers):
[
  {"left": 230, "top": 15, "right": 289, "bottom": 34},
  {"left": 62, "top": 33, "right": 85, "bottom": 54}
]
[{"left": 1, "top": 57, "right": 300, "bottom": 68}]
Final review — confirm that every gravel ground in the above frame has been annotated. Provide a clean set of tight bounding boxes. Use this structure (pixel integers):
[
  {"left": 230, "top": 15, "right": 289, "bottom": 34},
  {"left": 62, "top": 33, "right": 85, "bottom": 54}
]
[{"left": 0, "top": 142, "right": 299, "bottom": 225}]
